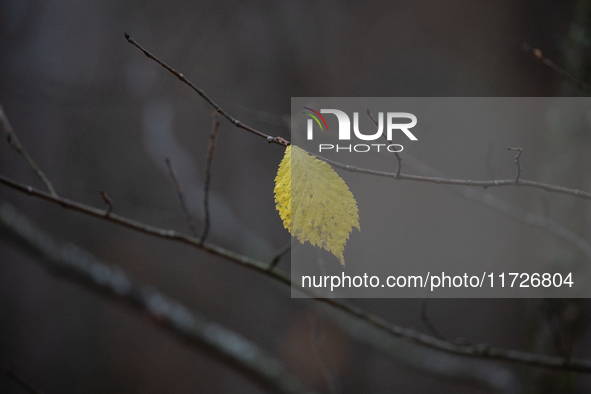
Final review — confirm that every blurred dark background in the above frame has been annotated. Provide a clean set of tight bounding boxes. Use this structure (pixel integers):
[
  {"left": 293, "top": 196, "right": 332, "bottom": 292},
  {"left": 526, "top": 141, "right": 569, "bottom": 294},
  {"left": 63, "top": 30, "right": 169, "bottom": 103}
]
[{"left": 1, "top": 0, "right": 591, "bottom": 393}]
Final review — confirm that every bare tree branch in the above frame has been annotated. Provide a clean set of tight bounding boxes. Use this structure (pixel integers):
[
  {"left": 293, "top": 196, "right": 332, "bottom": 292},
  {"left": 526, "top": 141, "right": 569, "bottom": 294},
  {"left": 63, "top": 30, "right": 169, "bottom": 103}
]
[
  {"left": 367, "top": 108, "right": 402, "bottom": 178},
  {"left": 0, "top": 173, "right": 284, "bottom": 279},
  {"left": 124, "top": 33, "right": 289, "bottom": 147},
  {"left": 268, "top": 241, "right": 291, "bottom": 271},
  {"left": 317, "top": 154, "right": 591, "bottom": 201},
  {"left": 99, "top": 190, "right": 113, "bottom": 217},
  {"left": 369, "top": 110, "right": 591, "bottom": 259},
  {"left": 201, "top": 111, "right": 221, "bottom": 243},
  {"left": 3, "top": 175, "right": 591, "bottom": 373},
  {"left": 507, "top": 147, "right": 523, "bottom": 185},
  {"left": 126, "top": 34, "right": 591, "bottom": 203},
  {"left": 0, "top": 104, "right": 57, "bottom": 197},
  {"left": 321, "top": 304, "right": 523, "bottom": 393},
  {"left": 164, "top": 157, "right": 199, "bottom": 237},
  {"left": 523, "top": 43, "right": 591, "bottom": 95},
  {"left": 475, "top": 190, "right": 591, "bottom": 260},
  {"left": 0, "top": 203, "right": 317, "bottom": 394},
  {"left": 394, "top": 154, "right": 591, "bottom": 261}
]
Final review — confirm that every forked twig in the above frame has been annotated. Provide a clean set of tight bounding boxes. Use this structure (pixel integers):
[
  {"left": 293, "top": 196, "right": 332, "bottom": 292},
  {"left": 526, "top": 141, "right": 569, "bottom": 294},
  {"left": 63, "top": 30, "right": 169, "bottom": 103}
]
[
  {"left": 367, "top": 109, "right": 402, "bottom": 178},
  {"left": 125, "top": 33, "right": 289, "bottom": 147},
  {"left": 507, "top": 147, "right": 523, "bottom": 185},
  {"left": 0, "top": 104, "right": 57, "bottom": 196},
  {"left": 3, "top": 174, "right": 591, "bottom": 374},
  {"left": 99, "top": 190, "right": 113, "bottom": 217},
  {"left": 315, "top": 154, "right": 591, "bottom": 201},
  {"left": 268, "top": 241, "right": 291, "bottom": 271},
  {"left": 125, "top": 34, "right": 591, "bottom": 202}
]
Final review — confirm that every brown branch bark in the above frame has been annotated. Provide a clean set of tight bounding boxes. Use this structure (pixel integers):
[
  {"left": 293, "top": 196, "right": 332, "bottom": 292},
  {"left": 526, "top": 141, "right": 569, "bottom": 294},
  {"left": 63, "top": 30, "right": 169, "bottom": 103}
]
[
  {"left": 3, "top": 34, "right": 591, "bottom": 377},
  {"left": 124, "top": 33, "right": 289, "bottom": 147},
  {"left": 3, "top": 175, "right": 591, "bottom": 374},
  {"left": 124, "top": 35, "right": 591, "bottom": 203}
]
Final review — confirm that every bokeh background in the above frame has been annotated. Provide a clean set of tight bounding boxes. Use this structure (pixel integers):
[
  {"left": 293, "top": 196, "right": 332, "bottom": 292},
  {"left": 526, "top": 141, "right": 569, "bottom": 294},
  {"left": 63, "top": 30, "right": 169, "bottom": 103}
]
[{"left": 1, "top": 0, "right": 591, "bottom": 393}]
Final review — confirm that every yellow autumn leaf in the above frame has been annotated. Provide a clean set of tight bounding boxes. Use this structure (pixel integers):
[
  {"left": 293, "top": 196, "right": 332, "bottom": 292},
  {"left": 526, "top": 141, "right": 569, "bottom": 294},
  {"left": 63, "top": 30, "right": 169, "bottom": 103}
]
[{"left": 274, "top": 145, "right": 359, "bottom": 265}]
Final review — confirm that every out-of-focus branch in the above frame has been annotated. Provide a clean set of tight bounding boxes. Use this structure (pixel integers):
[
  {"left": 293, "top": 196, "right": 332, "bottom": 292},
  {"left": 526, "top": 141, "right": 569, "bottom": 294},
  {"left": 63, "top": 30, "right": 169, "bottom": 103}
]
[
  {"left": 522, "top": 43, "right": 591, "bottom": 95},
  {"left": 201, "top": 111, "right": 221, "bottom": 243},
  {"left": 3, "top": 176, "right": 591, "bottom": 374},
  {"left": 0, "top": 365, "right": 44, "bottom": 394},
  {"left": 320, "top": 304, "right": 523, "bottom": 394},
  {"left": 0, "top": 104, "right": 57, "bottom": 197},
  {"left": 399, "top": 151, "right": 591, "bottom": 261},
  {"left": 419, "top": 299, "right": 446, "bottom": 341},
  {"left": 385, "top": 148, "right": 591, "bottom": 261},
  {"left": 124, "top": 33, "right": 289, "bottom": 147},
  {"left": 368, "top": 109, "right": 591, "bottom": 259},
  {"left": 268, "top": 241, "right": 291, "bottom": 271},
  {"left": 0, "top": 203, "right": 317, "bottom": 394},
  {"left": 367, "top": 108, "right": 402, "bottom": 178},
  {"left": 165, "top": 157, "right": 199, "bottom": 237},
  {"left": 0, "top": 174, "right": 286, "bottom": 281},
  {"left": 99, "top": 190, "right": 113, "bottom": 217},
  {"left": 474, "top": 190, "right": 591, "bottom": 260}
]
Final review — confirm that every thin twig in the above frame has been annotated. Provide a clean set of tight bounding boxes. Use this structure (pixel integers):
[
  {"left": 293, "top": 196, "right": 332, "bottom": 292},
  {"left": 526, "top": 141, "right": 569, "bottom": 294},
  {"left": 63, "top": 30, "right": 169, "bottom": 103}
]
[
  {"left": 324, "top": 305, "right": 522, "bottom": 393},
  {"left": 475, "top": 189, "right": 591, "bottom": 260},
  {"left": 125, "top": 34, "right": 591, "bottom": 202},
  {"left": 507, "top": 147, "right": 523, "bottom": 185},
  {"left": 394, "top": 153, "right": 402, "bottom": 179},
  {"left": 2, "top": 30, "right": 589, "bottom": 382},
  {"left": 268, "top": 241, "right": 291, "bottom": 271},
  {"left": 315, "top": 154, "right": 591, "bottom": 201},
  {"left": 523, "top": 43, "right": 591, "bottom": 95},
  {"left": 0, "top": 365, "right": 44, "bottom": 394},
  {"left": 124, "top": 33, "right": 289, "bottom": 147},
  {"left": 0, "top": 173, "right": 278, "bottom": 278},
  {"left": 3, "top": 176, "right": 591, "bottom": 373},
  {"left": 99, "top": 190, "right": 113, "bottom": 217},
  {"left": 0, "top": 104, "right": 57, "bottom": 196},
  {"left": 201, "top": 111, "right": 221, "bottom": 243},
  {"left": 396, "top": 154, "right": 591, "bottom": 260},
  {"left": 0, "top": 203, "right": 317, "bottom": 394},
  {"left": 367, "top": 109, "right": 402, "bottom": 178},
  {"left": 165, "top": 157, "right": 199, "bottom": 237}
]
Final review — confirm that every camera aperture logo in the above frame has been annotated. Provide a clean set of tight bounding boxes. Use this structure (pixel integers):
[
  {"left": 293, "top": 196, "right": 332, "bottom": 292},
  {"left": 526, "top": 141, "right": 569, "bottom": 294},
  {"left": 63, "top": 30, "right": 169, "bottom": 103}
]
[{"left": 303, "top": 107, "right": 417, "bottom": 153}]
